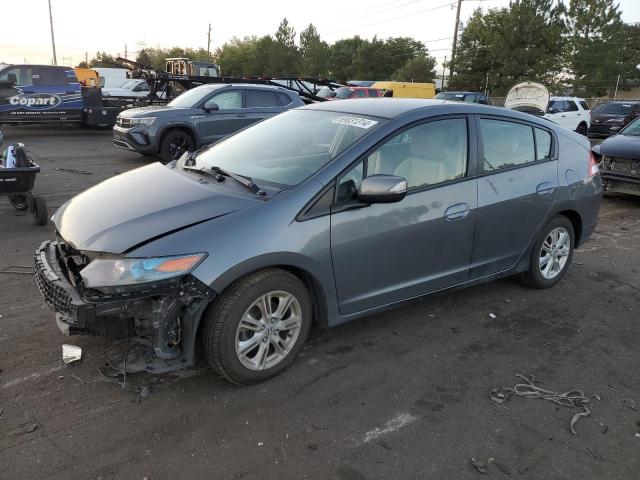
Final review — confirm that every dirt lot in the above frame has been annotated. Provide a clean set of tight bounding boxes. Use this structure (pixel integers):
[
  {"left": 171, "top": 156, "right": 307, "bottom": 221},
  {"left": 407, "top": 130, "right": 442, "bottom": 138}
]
[{"left": 1, "top": 125, "right": 639, "bottom": 480}]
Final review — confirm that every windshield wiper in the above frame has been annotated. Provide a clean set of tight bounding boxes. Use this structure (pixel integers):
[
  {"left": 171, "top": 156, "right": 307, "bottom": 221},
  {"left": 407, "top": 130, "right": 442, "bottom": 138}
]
[{"left": 183, "top": 164, "right": 266, "bottom": 196}]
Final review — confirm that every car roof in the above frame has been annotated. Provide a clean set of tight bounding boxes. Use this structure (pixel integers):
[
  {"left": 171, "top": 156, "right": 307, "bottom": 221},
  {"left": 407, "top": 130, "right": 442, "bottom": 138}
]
[
  {"left": 550, "top": 96, "right": 586, "bottom": 101},
  {"left": 195, "top": 83, "right": 292, "bottom": 93},
  {"left": 301, "top": 98, "right": 560, "bottom": 126}
]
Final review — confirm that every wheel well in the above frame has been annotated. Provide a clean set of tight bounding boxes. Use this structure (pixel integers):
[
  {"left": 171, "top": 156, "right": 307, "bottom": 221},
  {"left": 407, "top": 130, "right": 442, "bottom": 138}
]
[
  {"left": 557, "top": 210, "right": 582, "bottom": 247},
  {"left": 159, "top": 126, "right": 196, "bottom": 153}
]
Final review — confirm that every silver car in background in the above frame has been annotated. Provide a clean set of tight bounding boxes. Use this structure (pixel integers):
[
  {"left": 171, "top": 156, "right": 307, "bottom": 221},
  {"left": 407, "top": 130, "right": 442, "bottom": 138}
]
[{"left": 35, "top": 99, "right": 603, "bottom": 385}]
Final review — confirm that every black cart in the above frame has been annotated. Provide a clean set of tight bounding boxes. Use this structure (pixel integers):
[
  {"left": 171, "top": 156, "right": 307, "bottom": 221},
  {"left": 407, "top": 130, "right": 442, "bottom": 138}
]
[{"left": 1, "top": 145, "right": 48, "bottom": 226}]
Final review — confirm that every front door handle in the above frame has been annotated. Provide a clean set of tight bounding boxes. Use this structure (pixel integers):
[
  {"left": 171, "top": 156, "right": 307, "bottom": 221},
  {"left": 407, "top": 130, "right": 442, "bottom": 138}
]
[
  {"left": 536, "top": 182, "right": 554, "bottom": 195},
  {"left": 444, "top": 203, "right": 470, "bottom": 221}
]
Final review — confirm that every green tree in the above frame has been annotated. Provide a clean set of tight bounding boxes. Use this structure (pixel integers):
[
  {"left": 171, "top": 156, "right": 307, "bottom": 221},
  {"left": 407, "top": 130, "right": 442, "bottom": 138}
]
[
  {"left": 214, "top": 36, "right": 259, "bottom": 76},
  {"left": 450, "top": 0, "right": 566, "bottom": 95},
  {"left": 88, "top": 51, "right": 119, "bottom": 68},
  {"left": 567, "top": 0, "right": 625, "bottom": 96},
  {"left": 299, "top": 24, "right": 330, "bottom": 77},
  {"left": 330, "top": 36, "right": 367, "bottom": 81},
  {"left": 271, "top": 18, "right": 299, "bottom": 75},
  {"left": 392, "top": 55, "right": 436, "bottom": 82}
]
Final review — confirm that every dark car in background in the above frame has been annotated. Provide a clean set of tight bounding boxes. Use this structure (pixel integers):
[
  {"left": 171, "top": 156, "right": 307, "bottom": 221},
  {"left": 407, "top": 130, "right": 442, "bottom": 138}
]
[
  {"left": 37, "top": 99, "right": 602, "bottom": 385},
  {"left": 592, "top": 116, "right": 640, "bottom": 196},
  {"left": 434, "top": 91, "right": 489, "bottom": 104},
  {"left": 588, "top": 101, "right": 640, "bottom": 138},
  {"left": 112, "top": 83, "right": 304, "bottom": 162}
]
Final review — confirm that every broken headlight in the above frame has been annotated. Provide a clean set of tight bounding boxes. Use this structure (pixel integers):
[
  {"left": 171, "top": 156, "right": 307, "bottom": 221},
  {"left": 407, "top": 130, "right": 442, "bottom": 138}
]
[{"left": 80, "top": 253, "right": 206, "bottom": 288}]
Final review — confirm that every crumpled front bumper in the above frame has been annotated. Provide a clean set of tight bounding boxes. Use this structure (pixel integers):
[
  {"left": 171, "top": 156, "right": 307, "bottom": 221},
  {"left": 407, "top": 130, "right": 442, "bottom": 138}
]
[{"left": 34, "top": 240, "right": 216, "bottom": 372}]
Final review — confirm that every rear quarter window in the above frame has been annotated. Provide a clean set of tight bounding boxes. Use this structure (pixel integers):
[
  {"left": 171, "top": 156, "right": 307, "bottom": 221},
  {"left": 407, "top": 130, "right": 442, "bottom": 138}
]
[
  {"left": 480, "top": 118, "right": 535, "bottom": 171},
  {"left": 277, "top": 92, "right": 292, "bottom": 106},
  {"left": 579, "top": 100, "right": 589, "bottom": 110},
  {"left": 246, "top": 90, "right": 279, "bottom": 107},
  {"left": 534, "top": 128, "right": 552, "bottom": 160}
]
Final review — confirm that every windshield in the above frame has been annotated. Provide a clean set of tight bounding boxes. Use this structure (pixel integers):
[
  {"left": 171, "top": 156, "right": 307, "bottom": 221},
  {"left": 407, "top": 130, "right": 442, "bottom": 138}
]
[
  {"left": 333, "top": 87, "right": 354, "bottom": 99},
  {"left": 621, "top": 117, "right": 640, "bottom": 136},
  {"left": 168, "top": 85, "right": 217, "bottom": 108},
  {"left": 194, "top": 109, "right": 385, "bottom": 187},
  {"left": 435, "top": 92, "right": 471, "bottom": 101},
  {"left": 119, "top": 80, "right": 138, "bottom": 89},
  {"left": 593, "top": 103, "right": 634, "bottom": 115}
]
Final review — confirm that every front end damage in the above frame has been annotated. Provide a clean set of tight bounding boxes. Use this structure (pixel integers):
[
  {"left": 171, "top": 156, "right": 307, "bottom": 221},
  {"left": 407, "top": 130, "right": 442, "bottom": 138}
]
[
  {"left": 599, "top": 157, "right": 640, "bottom": 196},
  {"left": 34, "top": 240, "right": 215, "bottom": 373}
]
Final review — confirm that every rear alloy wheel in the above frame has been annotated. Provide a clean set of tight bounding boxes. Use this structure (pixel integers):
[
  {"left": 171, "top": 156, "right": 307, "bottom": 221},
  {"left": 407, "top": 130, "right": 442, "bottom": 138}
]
[
  {"left": 202, "top": 269, "right": 312, "bottom": 385},
  {"left": 521, "top": 216, "right": 575, "bottom": 289},
  {"left": 160, "top": 130, "right": 194, "bottom": 163},
  {"left": 576, "top": 123, "right": 588, "bottom": 136}
]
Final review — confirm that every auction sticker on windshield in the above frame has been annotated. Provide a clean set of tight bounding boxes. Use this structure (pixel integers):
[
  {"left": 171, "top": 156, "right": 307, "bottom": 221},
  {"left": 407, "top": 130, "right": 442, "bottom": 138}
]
[{"left": 333, "top": 116, "right": 378, "bottom": 129}]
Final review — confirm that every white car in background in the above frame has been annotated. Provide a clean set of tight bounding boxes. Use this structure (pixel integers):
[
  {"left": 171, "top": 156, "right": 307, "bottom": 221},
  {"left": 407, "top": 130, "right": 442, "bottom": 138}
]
[
  {"left": 102, "top": 79, "right": 165, "bottom": 99},
  {"left": 545, "top": 96, "right": 591, "bottom": 135},
  {"left": 504, "top": 83, "right": 590, "bottom": 136}
]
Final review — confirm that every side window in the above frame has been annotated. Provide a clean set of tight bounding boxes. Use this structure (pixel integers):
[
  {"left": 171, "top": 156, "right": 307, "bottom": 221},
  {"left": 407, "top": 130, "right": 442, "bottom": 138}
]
[
  {"left": 547, "top": 100, "right": 564, "bottom": 113},
  {"left": 246, "top": 90, "right": 279, "bottom": 108},
  {"left": 367, "top": 89, "right": 378, "bottom": 97},
  {"left": 336, "top": 161, "right": 364, "bottom": 204},
  {"left": 354, "top": 89, "right": 366, "bottom": 98},
  {"left": 277, "top": 92, "right": 292, "bottom": 106},
  {"left": 463, "top": 95, "right": 477, "bottom": 103},
  {"left": 579, "top": 100, "right": 589, "bottom": 111},
  {"left": 367, "top": 118, "right": 467, "bottom": 189},
  {"left": 535, "top": 128, "right": 552, "bottom": 160},
  {"left": 480, "top": 119, "right": 535, "bottom": 171},
  {"left": 566, "top": 101, "right": 579, "bottom": 112},
  {"left": 210, "top": 90, "right": 242, "bottom": 109},
  {"left": 1, "top": 67, "right": 34, "bottom": 86},
  {"left": 136, "top": 82, "right": 150, "bottom": 91}
]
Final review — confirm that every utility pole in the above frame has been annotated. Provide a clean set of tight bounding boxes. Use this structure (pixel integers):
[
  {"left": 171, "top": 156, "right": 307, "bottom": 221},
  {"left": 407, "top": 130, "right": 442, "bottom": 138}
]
[
  {"left": 125, "top": 44, "right": 128, "bottom": 59},
  {"left": 613, "top": 74, "right": 621, "bottom": 99},
  {"left": 85, "top": 51, "right": 88, "bottom": 66},
  {"left": 207, "top": 23, "right": 212, "bottom": 59},
  {"left": 48, "top": 0, "right": 57, "bottom": 65},
  {"left": 449, "top": 0, "right": 462, "bottom": 80},
  {"left": 441, "top": 56, "right": 447, "bottom": 91}
]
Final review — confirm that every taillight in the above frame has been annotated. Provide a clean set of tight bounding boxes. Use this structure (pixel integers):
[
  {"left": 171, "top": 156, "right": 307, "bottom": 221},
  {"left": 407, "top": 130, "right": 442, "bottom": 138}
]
[{"left": 588, "top": 151, "right": 600, "bottom": 177}]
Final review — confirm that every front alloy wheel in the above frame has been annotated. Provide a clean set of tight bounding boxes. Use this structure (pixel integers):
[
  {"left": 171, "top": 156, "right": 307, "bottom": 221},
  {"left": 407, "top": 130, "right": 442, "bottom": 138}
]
[
  {"left": 235, "top": 291, "right": 302, "bottom": 371},
  {"left": 202, "top": 269, "right": 312, "bottom": 385}
]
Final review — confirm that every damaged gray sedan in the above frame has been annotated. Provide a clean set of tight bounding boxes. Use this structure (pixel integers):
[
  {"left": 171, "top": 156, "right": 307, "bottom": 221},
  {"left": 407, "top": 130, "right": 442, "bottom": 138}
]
[{"left": 35, "top": 99, "right": 602, "bottom": 385}]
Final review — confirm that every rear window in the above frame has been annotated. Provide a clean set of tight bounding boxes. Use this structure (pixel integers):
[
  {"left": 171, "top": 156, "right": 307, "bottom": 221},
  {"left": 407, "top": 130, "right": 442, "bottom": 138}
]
[
  {"left": 480, "top": 119, "right": 535, "bottom": 171},
  {"left": 535, "top": 128, "right": 552, "bottom": 160},
  {"left": 35, "top": 67, "right": 75, "bottom": 86},
  {"left": 579, "top": 100, "right": 589, "bottom": 110},
  {"left": 277, "top": 92, "right": 292, "bottom": 106},
  {"left": 593, "top": 103, "right": 635, "bottom": 115},
  {"left": 246, "top": 90, "right": 279, "bottom": 108}
]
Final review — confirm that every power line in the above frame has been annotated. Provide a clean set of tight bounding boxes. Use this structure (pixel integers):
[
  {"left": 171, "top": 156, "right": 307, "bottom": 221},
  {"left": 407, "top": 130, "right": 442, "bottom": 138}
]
[
  {"left": 324, "top": 2, "right": 456, "bottom": 35},
  {"left": 320, "top": 0, "right": 423, "bottom": 26},
  {"left": 320, "top": 0, "right": 424, "bottom": 28}
]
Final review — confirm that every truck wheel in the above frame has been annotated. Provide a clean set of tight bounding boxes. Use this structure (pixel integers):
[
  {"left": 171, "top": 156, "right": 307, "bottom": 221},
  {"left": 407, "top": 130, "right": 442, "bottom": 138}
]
[
  {"left": 9, "top": 194, "right": 29, "bottom": 210},
  {"left": 521, "top": 216, "right": 574, "bottom": 289},
  {"left": 202, "top": 269, "right": 312, "bottom": 385},
  {"left": 32, "top": 196, "right": 49, "bottom": 226},
  {"left": 576, "top": 123, "right": 587, "bottom": 136},
  {"left": 160, "top": 130, "right": 194, "bottom": 163}
]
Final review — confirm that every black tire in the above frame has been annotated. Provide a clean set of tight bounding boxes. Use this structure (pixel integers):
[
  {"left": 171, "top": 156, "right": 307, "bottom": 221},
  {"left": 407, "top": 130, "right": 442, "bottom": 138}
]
[
  {"left": 576, "top": 122, "right": 588, "bottom": 136},
  {"left": 159, "top": 129, "right": 194, "bottom": 163},
  {"left": 8, "top": 194, "right": 29, "bottom": 210},
  {"left": 32, "top": 196, "right": 48, "bottom": 226},
  {"left": 202, "top": 268, "right": 312, "bottom": 385},
  {"left": 521, "top": 216, "right": 575, "bottom": 289}
]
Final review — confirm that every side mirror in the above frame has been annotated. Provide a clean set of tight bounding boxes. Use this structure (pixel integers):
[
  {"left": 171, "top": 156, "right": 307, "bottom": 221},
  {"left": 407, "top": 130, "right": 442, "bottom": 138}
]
[
  {"left": 357, "top": 174, "right": 407, "bottom": 204},
  {"left": 203, "top": 101, "right": 219, "bottom": 112}
]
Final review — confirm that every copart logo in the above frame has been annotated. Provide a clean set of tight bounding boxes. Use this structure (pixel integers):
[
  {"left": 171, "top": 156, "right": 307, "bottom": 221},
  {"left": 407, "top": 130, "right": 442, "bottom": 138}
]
[{"left": 9, "top": 93, "right": 62, "bottom": 110}]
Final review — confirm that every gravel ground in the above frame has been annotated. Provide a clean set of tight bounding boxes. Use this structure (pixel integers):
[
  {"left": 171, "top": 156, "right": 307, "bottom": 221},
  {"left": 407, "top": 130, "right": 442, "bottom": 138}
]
[{"left": 1, "top": 125, "right": 639, "bottom": 480}]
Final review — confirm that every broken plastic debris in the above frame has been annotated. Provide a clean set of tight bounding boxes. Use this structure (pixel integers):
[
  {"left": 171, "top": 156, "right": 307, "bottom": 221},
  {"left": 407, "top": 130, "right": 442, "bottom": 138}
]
[
  {"left": 62, "top": 344, "right": 82, "bottom": 364},
  {"left": 470, "top": 458, "right": 488, "bottom": 474},
  {"left": 257, "top": 442, "right": 264, "bottom": 447},
  {"left": 488, "top": 313, "right": 496, "bottom": 319},
  {"left": 621, "top": 398, "right": 638, "bottom": 411}
]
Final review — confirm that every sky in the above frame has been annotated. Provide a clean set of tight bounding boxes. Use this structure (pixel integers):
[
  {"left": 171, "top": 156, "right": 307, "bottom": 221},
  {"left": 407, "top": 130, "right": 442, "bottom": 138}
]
[{"left": 1, "top": 0, "right": 639, "bottom": 71}]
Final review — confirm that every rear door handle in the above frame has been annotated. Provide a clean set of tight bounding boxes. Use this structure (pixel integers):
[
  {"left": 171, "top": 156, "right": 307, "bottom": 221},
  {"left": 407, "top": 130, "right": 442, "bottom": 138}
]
[
  {"left": 444, "top": 203, "right": 470, "bottom": 221},
  {"left": 536, "top": 182, "right": 554, "bottom": 195}
]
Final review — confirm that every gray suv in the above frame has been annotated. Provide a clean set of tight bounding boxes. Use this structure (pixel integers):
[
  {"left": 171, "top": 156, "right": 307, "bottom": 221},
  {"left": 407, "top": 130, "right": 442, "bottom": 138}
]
[
  {"left": 37, "top": 99, "right": 602, "bottom": 385},
  {"left": 112, "top": 83, "right": 304, "bottom": 162}
]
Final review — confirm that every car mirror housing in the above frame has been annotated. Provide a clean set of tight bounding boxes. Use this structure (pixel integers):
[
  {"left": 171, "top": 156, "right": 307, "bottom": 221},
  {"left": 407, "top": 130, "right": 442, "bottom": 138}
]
[
  {"left": 357, "top": 175, "right": 407, "bottom": 204},
  {"left": 203, "top": 101, "right": 219, "bottom": 112}
]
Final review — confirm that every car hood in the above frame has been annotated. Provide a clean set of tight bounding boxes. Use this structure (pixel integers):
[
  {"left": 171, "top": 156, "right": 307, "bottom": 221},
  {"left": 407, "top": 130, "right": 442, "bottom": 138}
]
[
  {"left": 505, "top": 82, "right": 549, "bottom": 114},
  {"left": 54, "top": 163, "right": 258, "bottom": 254},
  {"left": 118, "top": 105, "right": 195, "bottom": 118},
  {"left": 597, "top": 134, "right": 640, "bottom": 159}
]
